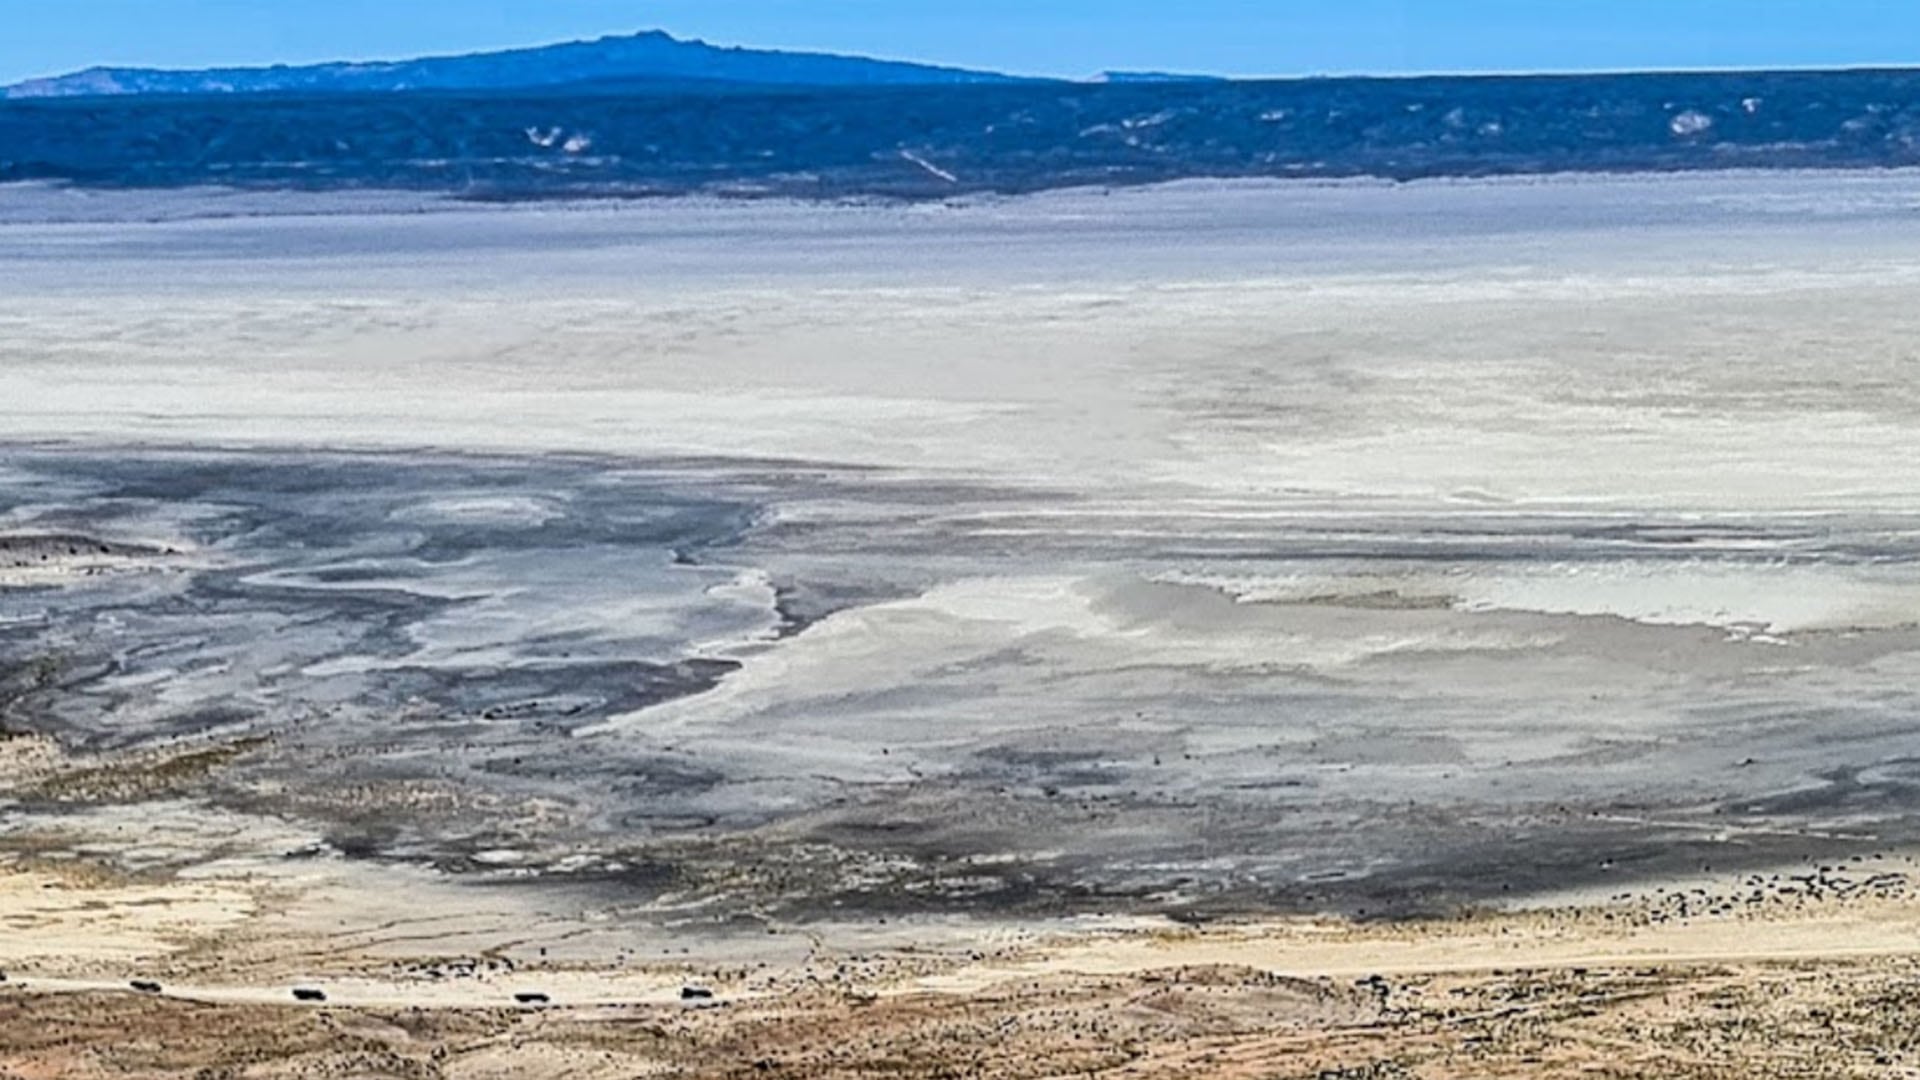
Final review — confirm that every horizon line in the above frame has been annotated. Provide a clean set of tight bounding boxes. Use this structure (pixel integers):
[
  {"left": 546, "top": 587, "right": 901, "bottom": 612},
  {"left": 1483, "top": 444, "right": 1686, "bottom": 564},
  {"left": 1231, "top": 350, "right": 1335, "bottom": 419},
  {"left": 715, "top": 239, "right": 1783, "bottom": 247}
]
[{"left": 6, "top": 27, "right": 1920, "bottom": 89}]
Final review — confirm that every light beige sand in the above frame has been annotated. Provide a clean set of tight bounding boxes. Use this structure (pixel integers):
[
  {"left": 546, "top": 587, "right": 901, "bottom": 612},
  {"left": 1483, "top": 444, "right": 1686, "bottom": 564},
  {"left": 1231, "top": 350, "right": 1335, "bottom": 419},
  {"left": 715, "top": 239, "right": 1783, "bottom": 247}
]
[{"left": 9, "top": 846, "right": 1920, "bottom": 1077}]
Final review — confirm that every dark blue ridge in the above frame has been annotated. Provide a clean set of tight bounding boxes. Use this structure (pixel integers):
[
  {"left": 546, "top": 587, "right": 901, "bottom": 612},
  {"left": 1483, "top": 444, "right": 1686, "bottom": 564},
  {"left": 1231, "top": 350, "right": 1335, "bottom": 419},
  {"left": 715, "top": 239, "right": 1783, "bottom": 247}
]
[
  {"left": 2, "top": 31, "right": 1041, "bottom": 98},
  {"left": 4, "top": 68, "right": 1920, "bottom": 200}
]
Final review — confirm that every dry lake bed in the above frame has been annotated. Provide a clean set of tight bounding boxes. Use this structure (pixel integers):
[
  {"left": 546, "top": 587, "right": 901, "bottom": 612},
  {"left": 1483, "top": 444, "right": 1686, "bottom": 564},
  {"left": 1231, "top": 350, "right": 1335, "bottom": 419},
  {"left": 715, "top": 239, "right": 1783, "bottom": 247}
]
[{"left": 8, "top": 173, "right": 1920, "bottom": 1076}]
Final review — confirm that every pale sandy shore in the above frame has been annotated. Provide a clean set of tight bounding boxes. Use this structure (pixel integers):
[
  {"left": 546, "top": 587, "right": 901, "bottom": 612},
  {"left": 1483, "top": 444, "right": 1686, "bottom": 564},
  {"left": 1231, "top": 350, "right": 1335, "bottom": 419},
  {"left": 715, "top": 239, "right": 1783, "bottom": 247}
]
[
  {"left": 8, "top": 832, "right": 1920, "bottom": 1076},
  {"left": 9, "top": 173, "right": 1920, "bottom": 1075}
]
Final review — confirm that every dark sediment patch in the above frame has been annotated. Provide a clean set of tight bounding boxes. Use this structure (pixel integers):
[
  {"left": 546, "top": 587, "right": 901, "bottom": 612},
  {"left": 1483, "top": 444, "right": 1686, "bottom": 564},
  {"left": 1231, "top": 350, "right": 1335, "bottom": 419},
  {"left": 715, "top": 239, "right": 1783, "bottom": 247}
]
[{"left": 12, "top": 444, "right": 1920, "bottom": 927}]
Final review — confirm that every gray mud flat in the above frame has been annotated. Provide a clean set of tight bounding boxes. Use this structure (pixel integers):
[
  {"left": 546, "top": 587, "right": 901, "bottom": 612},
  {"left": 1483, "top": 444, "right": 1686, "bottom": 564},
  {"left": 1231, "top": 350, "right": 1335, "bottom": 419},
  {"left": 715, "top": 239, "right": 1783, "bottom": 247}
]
[{"left": 6, "top": 446, "right": 1920, "bottom": 925}]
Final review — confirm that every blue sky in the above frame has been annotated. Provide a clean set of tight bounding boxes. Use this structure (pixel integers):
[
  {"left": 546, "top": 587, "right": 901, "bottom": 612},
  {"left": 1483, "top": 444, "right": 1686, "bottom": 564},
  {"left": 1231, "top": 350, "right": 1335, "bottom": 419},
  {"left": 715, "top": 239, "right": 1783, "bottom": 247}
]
[{"left": 3, "top": 0, "right": 1918, "bottom": 84}]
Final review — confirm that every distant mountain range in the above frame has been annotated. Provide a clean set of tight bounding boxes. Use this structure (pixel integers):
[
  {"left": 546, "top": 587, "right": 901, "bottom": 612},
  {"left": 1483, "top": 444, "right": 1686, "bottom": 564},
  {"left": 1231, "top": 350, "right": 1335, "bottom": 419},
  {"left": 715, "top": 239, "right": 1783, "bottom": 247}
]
[
  {"left": 2, "top": 30, "right": 1050, "bottom": 99},
  {"left": 9, "top": 33, "right": 1920, "bottom": 203},
  {"left": 12, "top": 65, "right": 1920, "bottom": 202}
]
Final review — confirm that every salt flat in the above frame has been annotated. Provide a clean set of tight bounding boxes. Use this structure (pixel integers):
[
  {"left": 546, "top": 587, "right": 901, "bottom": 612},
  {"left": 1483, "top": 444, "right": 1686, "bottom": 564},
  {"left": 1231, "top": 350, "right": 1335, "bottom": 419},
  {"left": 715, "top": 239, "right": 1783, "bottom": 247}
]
[
  {"left": 5, "top": 171, "right": 1920, "bottom": 935},
  {"left": 10, "top": 172, "right": 1920, "bottom": 509}
]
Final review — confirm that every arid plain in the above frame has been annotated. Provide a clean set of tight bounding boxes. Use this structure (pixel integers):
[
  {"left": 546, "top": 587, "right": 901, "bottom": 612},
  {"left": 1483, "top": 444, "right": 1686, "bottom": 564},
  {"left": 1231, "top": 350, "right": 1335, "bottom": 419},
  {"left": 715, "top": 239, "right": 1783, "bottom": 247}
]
[{"left": 9, "top": 173, "right": 1920, "bottom": 1076}]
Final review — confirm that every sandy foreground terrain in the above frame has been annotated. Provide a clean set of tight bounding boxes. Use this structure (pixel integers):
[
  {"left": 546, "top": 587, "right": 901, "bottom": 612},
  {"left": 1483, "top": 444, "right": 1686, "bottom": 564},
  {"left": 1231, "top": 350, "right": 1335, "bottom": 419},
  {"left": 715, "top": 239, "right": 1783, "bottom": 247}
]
[{"left": 9, "top": 173, "right": 1920, "bottom": 1075}]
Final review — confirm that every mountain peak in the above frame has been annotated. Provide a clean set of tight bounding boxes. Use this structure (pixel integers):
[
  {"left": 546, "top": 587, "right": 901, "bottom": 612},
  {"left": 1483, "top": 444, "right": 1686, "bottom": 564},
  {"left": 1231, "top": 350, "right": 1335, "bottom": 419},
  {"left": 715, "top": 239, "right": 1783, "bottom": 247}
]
[{"left": 4, "top": 31, "right": 1044, "bottom": 99}]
